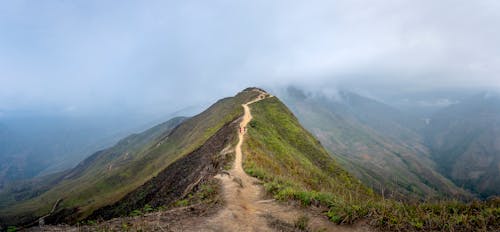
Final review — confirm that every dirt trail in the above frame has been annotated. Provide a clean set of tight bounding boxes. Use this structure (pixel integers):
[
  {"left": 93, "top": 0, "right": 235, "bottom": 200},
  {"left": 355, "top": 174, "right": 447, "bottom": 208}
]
[{"left": 197, "top": 91, "right": 370, "bottom": 232}]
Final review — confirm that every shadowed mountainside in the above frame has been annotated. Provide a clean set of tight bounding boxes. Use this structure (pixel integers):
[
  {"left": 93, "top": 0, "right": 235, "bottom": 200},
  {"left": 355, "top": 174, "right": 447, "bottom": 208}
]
[
  {"left": 425, "top": 93, "right": 500, "bottom": 198},
  {"left": 279, "top": 87, "right": 468, "bottom": 200}
]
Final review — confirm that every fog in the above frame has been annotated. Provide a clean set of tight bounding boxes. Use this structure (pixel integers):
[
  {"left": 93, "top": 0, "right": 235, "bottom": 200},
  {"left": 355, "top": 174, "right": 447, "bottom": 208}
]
[{"left": 1, "top": 0, "right": 499, "bottom": 119}]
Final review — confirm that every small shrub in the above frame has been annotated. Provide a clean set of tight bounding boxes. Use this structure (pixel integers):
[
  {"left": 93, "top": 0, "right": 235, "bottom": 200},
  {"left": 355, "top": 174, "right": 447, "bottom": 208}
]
[
  {"left": 174, "top": 199, "right": 189, "bottom": 207},
  {"left": 249, "top": 120, "right": 257, "bottom": 128},
  {"left": 129, "top": 209, "right": 143, "bottom": 217},
  {"left": 143, "top": 204, "right": 153, "bottom": 213},
  {"left": 121, "top": 223, "right": 130, "bottom": 231},
  {"left": 294, "top": 215, "right": 310, "bottom": 230}
]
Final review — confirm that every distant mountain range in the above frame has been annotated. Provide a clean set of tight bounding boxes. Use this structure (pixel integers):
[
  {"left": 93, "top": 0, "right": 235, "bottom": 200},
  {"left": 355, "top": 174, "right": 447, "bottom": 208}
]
[
  {"left": 0, "top": 116, "right": 138, "bottom": 190},
  {"left": 0, "top": 108, "right": 200, "bottom": 190},
  {"left": 425, "top": 93, "right": 500, "bottom": 198},
  {"left": 280, "top": 87, "right": 500, "bottom": 199}
]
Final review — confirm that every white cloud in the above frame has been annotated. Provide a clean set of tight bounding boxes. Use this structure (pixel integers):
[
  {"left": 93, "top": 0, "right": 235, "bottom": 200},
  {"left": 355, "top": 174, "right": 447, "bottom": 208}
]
[{"left": 0, "top": 0, "right": 499, "bottom": 114}]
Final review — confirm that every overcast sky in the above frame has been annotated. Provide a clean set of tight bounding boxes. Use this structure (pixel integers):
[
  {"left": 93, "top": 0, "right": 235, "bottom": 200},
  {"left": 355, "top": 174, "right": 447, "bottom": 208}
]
[{"left": 1, "top": 0, "right": 499, "bottom": 117}]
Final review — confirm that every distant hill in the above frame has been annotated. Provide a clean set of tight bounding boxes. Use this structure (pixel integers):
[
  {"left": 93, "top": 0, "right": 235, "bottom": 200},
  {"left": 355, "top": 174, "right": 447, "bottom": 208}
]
[
  {"left": 279, "top": 87, "right": 469, "bottom": 200},
  {"left": 425, "top": 93, "right": 500, "bottom": 197},
  {"left": 0, "top": 116, "right": 148, "bottom": 189}
]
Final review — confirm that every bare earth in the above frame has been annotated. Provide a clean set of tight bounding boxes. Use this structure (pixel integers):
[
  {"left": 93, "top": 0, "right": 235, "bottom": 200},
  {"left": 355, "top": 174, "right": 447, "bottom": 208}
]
[{"left": 31, "top": 91, "right": 371, "bottom": 232}]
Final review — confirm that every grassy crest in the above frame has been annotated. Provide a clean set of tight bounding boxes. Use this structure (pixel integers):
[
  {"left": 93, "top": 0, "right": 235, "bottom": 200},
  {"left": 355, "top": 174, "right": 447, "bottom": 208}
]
[{"left": 243, "top": 97, "right": 500, "bottom": 231}]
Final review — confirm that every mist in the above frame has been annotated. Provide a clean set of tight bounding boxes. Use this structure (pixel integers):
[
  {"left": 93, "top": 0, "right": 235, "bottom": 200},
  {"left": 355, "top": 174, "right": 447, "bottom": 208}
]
[{"left": 1, "top": 0, "right": 500, "bottom": 118}]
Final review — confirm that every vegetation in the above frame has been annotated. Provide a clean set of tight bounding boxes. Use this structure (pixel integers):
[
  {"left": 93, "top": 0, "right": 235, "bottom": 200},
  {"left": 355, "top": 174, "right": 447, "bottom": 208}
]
[
  {"left": 172, "top": 179, "right": 220, "bottom": 208},
  {"left": 294, "top": 215, "right": 310, "bottom": 231},
  {"left": 243, "top": 97, "right": 500, "bottom": 231}
]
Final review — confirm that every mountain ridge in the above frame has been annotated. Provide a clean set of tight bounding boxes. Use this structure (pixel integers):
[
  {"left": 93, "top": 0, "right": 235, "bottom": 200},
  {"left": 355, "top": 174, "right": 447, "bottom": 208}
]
[{"left": 0, "top": 88, "right": 498, "bottom": 232}]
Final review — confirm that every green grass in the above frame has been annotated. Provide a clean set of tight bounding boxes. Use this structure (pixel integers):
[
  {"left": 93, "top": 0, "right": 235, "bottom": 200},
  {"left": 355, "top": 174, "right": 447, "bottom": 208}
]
[{"left": 243, "top": 97, "right": 500, "bottom": 231}]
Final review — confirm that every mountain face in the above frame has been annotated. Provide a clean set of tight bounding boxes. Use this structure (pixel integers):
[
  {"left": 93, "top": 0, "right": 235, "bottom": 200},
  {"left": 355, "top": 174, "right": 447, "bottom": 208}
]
[
  {"left": 279, "top": 87, "right": 469, "bottom": 200},
  {"left": 425, "top": 93, "right": 500, "bottom": 197},
  {"left": 0, "top": 89, "right": 261, "bottom": 227},
  {"left": 0, "top": 115, "right": 153, "bottom": 189}
]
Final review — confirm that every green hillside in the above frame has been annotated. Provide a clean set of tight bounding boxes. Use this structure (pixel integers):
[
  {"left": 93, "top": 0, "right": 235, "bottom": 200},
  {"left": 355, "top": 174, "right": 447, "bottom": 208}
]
[
  {"left": 243, "top": 96, "right": 372, "bottom": 202},
  {"left": 243, "top": 95, "right": 499, "bottom": 231},
  {"left": 0, "top": 89, "right": 260, "bottom": 227}
]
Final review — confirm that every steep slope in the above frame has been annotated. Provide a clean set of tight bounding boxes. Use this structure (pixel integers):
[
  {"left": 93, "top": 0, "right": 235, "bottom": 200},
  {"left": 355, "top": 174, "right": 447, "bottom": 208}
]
[
  {"left": 425, "top": 93, "right": 500, "bottom": 198},
  {"left": 280, "top": 87, "right": 468, "bottom": 200},
  {"left": 242, "top": 96, "right": 374, "bottom": 217},
  {"left": 0, "top": 89, "right": 261, "bottom": 228}
]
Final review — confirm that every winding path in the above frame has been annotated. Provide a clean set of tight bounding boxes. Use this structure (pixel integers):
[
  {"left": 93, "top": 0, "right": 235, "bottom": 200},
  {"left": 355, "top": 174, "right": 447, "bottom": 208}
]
[{"left": 202, "top": 90, "right": 369, "bottom": 232}]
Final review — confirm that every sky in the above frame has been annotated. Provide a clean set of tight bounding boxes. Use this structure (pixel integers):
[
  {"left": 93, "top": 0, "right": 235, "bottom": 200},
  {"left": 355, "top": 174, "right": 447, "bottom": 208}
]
[{"left": 1, "top": 0, "right": 499, "bottom": 118}]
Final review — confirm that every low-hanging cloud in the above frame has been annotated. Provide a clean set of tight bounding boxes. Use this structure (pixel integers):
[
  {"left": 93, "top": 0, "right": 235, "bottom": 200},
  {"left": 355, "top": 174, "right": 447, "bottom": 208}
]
[{"left": 0, "top": 0, "right": 499, "bottom": 117}]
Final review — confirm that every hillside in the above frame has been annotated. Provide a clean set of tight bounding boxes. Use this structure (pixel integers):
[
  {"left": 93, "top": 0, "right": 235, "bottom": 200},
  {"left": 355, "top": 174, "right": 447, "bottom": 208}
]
[
  {"left": 0, "top": 89, "right": 261, "bottom": 227},
  {"left": 425, "top": 93, "right": 500, "bottom": 197},
  {"left": 243, "top": 95, "right": 374, "bottom": 208},
  {"left": 279, "top": 87, "right": 468, "bottom": 200}
]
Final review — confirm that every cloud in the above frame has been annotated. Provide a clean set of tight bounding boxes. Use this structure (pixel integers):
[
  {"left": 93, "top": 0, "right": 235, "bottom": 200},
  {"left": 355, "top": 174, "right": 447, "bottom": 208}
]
[
  {"left": 0, "top": 0, "right": 499, "bottom": 116},
  {"left": 417, "top": 99, "right": 459, "bottom": 107}
]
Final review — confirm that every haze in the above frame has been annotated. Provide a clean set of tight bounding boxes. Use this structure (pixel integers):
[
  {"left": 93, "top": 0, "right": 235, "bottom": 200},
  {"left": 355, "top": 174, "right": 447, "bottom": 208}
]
[{"left": 1, "top": 0, "right": 499, "bottom": 118}]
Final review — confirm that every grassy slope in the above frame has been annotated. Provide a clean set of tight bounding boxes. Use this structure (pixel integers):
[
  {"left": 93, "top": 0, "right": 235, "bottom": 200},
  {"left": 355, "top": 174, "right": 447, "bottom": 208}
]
[
  {"left": 243, "top": 97, "right": 373, "bottom": 221},
  {"left": 0, "top": 89, "right": 260, "bottom": 225},
  {"left": 281, "top": 89, "right": 469, "bottom": 200},
  {"left": 243, "top": 97, "right": 500, "bottom": 231}
]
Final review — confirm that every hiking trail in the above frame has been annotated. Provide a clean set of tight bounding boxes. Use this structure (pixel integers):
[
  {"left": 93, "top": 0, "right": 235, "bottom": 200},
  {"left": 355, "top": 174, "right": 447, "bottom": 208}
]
[{"left": 200, "top": 90, "right": 370, "bottom": 232}]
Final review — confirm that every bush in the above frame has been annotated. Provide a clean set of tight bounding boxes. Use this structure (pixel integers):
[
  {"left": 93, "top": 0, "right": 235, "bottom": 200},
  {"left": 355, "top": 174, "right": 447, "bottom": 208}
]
[
  {"left": 129, "top": 209, "right": 143, "bottom": 217},
  {"left": 294, "top": 215, "right": 310, "bottom": 230}
]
